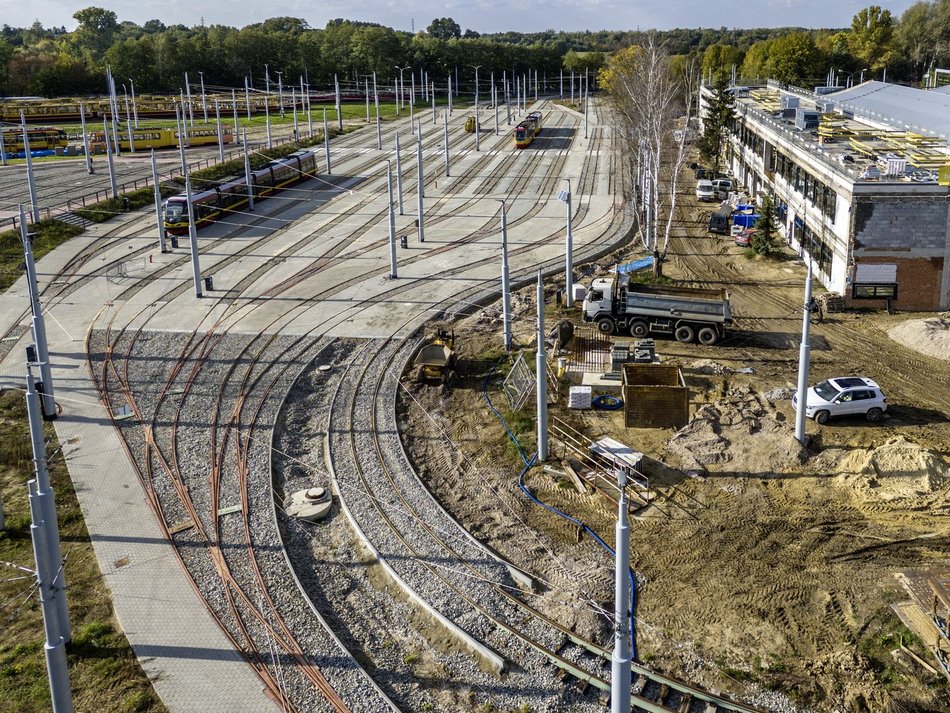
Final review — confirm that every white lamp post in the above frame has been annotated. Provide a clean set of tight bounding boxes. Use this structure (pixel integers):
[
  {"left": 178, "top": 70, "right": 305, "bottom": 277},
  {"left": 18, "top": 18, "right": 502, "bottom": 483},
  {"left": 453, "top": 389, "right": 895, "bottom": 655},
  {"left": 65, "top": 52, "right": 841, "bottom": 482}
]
[
  {"left": 558, "top": 178, "right": 574, "bottom": 307},
  {"left": 198, "top": 71, "right": 207, "bottom": 122}
]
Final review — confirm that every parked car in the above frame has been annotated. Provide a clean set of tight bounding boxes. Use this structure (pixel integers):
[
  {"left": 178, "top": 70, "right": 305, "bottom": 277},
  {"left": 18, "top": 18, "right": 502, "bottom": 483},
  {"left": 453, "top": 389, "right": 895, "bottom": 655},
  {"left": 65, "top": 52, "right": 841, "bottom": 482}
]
[
  {"left": 711, "top": 178, "right": 735, "bottom": 198},
  {"left": 696, "top": 180, "right": 716, "bottom": 201},
  {"left": 734, "top": 228, "right": 756, "bottom": 247},
  {"left": 708, "top": 206, "right": 733, "bottom": 234},
  {"left": 791, "top": 376, "right": 887, "bottom": 424}
]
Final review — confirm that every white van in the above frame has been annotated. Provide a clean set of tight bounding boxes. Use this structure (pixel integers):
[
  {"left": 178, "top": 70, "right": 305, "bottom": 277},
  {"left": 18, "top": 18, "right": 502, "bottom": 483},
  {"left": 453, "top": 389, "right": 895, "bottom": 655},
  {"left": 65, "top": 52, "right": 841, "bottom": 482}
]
[
  {"left": 711, "top": 178, "right": 734, "bottom": 199},
  {"left": 696, "top": 180, "right": 716, "bottom": 201}
]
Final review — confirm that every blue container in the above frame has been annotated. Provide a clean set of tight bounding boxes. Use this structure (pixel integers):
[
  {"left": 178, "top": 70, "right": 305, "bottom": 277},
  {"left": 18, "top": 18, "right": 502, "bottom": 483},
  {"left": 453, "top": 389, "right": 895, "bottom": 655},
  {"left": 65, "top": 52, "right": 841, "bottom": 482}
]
[
  {"left": 618, "top": 256, "right": 654, "bottom": 274},
  {"left": 733, "top": 213, "right": 760, "bottom": 228}
]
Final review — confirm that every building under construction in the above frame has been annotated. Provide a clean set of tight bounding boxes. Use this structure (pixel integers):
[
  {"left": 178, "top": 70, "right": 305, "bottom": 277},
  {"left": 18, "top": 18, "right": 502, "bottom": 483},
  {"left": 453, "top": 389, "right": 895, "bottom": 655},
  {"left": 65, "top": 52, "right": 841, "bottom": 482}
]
[{"left": 700, "top": 79, "right": 950, "bottom": 311}]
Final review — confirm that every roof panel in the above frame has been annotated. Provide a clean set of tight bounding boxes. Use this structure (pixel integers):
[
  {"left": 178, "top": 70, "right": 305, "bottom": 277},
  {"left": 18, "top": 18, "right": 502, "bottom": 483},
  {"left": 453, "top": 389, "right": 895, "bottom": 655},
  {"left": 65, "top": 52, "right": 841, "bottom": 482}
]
[{"left": 832, "top": 81, "right": 950, "bottom": 140}]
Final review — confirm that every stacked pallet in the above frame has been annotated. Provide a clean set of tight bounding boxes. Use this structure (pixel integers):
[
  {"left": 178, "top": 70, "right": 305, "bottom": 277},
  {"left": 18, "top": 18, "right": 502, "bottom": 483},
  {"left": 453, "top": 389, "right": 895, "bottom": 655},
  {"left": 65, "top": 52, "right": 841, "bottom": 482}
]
[
  {"left": 818, "top": 292, "right": 845, "bottom": 313},
  {"left": 567, "top": 386, "right": 592, "bottom": 409}
]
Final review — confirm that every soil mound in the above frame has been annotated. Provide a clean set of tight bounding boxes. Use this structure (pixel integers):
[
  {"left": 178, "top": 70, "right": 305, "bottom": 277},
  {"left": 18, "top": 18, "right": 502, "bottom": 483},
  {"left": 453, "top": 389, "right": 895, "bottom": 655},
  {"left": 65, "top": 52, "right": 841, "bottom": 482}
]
[
  {"left": 666, "top": 388, "right": 800, "bottom": 474},
  {"left": 887, "top": 315, "right": 950, "bottom": 361},
  {"left": 834, "top": 436, "right": 949, "bottom": 500}
]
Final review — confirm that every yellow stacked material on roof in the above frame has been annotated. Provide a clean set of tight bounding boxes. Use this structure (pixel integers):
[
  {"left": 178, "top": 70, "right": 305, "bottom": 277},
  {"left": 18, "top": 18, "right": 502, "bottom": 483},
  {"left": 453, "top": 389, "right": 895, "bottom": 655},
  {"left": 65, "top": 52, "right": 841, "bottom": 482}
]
[
  {"left": 818, "top": 117, "right": 857, "bottom": 140},
  {"left": 848, "top": 137, "right": 879, "bottom": 157},
  {"left": 750, "top": 89, "right": 779, "bottom": 102},
  {"left": 750, "top": 89, "right": 781, "bottom": 112},
  {"left": 908, "top": 151, "right": 950, "bottom": 169}
]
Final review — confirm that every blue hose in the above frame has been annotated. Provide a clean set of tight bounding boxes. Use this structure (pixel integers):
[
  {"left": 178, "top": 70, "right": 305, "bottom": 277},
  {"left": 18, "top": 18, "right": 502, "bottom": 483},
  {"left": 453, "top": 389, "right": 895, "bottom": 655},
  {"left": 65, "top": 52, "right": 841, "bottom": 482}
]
[{"left": 482, "top": 362, "right": 637, "bottom": 659}]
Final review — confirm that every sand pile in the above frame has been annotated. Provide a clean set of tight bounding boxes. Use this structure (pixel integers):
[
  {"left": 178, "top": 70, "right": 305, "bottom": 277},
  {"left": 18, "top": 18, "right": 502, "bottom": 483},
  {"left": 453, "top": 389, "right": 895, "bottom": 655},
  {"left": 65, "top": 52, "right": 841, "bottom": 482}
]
[
  {"left": 887, "top": 315, "right": 950, "bottom": 361},
  {"left": 666, "top": 388, "right": 801, "bottom": 473},
  {"left": 834, "top": 436, "right": 949, "bottom": 501}
]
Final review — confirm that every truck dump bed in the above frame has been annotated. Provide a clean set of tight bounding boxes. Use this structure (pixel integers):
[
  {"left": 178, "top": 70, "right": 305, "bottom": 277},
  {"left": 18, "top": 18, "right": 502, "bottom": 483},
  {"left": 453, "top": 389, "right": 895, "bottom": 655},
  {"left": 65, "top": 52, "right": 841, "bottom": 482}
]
[{"left": 623, "top": 284, "right": 732, "bottom": 323}]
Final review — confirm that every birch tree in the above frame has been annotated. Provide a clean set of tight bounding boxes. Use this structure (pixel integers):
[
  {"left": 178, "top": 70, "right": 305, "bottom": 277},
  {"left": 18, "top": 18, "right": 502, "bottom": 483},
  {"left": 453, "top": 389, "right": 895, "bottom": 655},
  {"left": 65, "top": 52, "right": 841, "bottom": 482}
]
[{"left": 602, "top": 34, "right": 695, "bottom": 277}]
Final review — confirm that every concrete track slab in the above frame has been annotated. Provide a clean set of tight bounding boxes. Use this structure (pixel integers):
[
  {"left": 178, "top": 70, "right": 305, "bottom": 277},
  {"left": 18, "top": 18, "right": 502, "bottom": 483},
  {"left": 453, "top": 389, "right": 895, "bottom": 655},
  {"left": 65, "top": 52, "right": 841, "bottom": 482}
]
[{"left": 0, "top": 98, "right": 627, "bottom": 711}]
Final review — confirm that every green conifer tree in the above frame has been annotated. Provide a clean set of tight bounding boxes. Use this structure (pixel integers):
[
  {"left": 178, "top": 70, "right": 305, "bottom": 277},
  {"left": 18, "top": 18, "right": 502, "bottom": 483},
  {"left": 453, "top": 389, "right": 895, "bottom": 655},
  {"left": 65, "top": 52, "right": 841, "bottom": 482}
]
[
  {"left": 699, "top": 75, "right": 735, "bottom": 175},
  {"left": 752, "top": 194, "right": 780, "bottom": 256}
]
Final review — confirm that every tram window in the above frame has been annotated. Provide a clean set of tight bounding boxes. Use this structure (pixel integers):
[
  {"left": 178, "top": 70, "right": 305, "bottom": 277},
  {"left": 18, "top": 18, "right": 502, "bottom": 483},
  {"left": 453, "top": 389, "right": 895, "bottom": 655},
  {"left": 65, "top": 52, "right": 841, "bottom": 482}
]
[{"left": 164, "top": 203, "right": 184, "bottom": 222}]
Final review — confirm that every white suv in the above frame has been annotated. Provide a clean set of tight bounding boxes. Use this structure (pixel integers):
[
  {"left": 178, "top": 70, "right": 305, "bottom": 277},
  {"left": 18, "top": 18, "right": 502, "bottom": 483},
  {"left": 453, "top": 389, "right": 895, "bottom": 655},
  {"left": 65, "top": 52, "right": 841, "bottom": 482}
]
[{"left": 792, "top": 376, "right": 887, "bottom": 424}]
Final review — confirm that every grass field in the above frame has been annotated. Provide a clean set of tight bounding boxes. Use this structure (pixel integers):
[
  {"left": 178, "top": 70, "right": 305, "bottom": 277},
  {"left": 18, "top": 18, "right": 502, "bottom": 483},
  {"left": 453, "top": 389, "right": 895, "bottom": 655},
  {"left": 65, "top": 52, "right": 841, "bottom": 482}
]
[
  {"left": 0, "top": 390, "right": 166, "bottom": 713},
  {"left": 0, "top": 220, "right": 83, "bottom": 292}
]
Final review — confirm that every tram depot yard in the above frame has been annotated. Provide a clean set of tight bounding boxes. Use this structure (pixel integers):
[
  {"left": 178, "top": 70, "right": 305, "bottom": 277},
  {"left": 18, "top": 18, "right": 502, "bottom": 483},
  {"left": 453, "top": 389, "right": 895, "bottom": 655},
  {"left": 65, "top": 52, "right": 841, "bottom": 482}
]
[{"left": 1, "top": 85, "right": 950, "bottom": 713}]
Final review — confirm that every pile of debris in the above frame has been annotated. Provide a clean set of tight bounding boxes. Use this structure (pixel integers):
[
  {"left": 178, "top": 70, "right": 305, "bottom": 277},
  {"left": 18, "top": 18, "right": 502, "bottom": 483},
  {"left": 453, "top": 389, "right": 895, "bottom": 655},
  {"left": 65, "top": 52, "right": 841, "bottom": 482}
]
[{"left": 666, "top": 386, "right": 801, "bottom": 474}]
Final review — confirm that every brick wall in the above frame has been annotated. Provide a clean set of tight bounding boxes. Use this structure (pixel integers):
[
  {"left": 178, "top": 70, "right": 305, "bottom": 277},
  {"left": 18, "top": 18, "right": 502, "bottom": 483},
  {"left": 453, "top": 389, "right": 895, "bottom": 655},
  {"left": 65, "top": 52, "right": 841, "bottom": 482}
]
[
  {"left": 850, "top": 195, "right": 949, "bottom": 310},
  {"left": 853, "top": 197, "right": 948, "bottom": 251},
  {"left": 846, "top": 255, "right": 945, "bottom": 310}
]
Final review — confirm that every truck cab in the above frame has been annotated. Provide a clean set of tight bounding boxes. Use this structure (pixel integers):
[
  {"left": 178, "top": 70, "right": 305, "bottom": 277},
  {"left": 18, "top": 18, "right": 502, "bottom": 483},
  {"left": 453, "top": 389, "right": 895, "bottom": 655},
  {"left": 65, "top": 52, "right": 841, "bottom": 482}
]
[
  {"left": 582, "top": 278, "right": 615, "bottom": 330},
  {"left": 708, "top": 206, "right": 732, "bottom": 235}
]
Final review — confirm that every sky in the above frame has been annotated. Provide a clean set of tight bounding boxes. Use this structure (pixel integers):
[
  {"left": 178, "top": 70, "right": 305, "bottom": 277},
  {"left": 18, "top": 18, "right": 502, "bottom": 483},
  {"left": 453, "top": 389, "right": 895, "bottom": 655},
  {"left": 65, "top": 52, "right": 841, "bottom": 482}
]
[{"left": 9, "top": 0, "right": 922, "bottom": 33}]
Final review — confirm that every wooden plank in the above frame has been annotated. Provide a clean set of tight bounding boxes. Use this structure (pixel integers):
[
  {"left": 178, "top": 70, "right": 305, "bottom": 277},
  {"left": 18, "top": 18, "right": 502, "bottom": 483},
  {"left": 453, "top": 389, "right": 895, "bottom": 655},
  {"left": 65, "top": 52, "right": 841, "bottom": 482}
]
[
  {"left": 901, "top": 645, "right": 940, "bottom": 676},
  {"left": 561, "top": 460, "right": 588, "bottom": 494}
]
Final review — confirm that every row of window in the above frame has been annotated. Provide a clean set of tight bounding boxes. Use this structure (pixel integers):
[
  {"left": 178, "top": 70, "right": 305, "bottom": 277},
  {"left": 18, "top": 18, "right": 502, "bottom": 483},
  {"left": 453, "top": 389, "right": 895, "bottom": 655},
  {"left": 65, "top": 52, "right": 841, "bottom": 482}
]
[
  {"left": 733, "top": 122, "right": 763, "bottom": 157},
  {"left": 772, "top": 152, "right": 837, "bottom": 222},
  {"left": 775, "top": 198, "right": 789, "bottom": 222},
  {"left": 729, "top": 118, "right": 838, "bottom": 223},
  {"left": 798, "top": 221, "right": 834, "bottom": 278}
]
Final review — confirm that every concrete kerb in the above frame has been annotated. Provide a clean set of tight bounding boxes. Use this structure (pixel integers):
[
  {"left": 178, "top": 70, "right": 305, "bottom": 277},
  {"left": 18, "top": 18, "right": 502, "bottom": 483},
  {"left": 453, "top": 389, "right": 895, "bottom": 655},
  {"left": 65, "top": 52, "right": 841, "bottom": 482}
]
[
  {"left": 321, "top": 341, "right": 509, "bottom": 675},
  {"left": 266, "top": 336, "right": 401, "bottom": 712},
  {"left": 389, "top": 337, "right": 538, "bottom": 593}
]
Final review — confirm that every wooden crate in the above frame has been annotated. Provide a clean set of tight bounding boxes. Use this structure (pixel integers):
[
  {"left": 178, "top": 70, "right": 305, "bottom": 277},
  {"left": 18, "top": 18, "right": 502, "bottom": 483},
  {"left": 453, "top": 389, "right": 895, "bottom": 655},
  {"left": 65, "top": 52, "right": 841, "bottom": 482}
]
[{"left": 621, "top": 364, "right": 688, "bottom": 429}]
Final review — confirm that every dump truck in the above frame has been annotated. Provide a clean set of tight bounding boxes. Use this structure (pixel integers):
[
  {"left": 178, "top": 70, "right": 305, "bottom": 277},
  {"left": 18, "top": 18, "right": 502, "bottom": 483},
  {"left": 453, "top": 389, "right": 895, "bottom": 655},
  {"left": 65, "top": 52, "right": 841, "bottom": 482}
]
[
  {"left": 414, "top": 329, "right": 457, "bottom": 381},
  {"left": 581, "top": 273, "right": 732, "bottom": 345}
]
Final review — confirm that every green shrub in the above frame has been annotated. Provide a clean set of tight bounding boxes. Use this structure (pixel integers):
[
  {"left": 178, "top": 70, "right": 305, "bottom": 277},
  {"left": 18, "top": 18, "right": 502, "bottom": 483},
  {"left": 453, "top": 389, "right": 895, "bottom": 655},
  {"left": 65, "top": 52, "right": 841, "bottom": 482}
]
[
  {"left": 73, "top": 184, "right": 179, "bottom": 223},
  {"left": 0, "top": 219, "right": 83, "bottom": 291}
]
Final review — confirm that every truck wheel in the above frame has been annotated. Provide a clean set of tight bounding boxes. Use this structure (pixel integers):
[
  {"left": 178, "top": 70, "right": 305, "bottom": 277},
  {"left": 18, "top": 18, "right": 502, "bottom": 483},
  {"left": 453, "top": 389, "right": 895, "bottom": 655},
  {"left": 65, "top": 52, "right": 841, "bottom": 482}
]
[
  {"left": 674, "top": 325, "right": 695, "bottom": 343},
  {"left": 697, "top": 327, "right": 719, "bottom": 345},
  {"left": 629, "top": 320, "right": 649, "bottom": 338},
  {"left": 597, "top": 318, "right": 615, "bottom": 335},
  {"left": 815, "top": 410, "right": 830, "bottom": 424}
]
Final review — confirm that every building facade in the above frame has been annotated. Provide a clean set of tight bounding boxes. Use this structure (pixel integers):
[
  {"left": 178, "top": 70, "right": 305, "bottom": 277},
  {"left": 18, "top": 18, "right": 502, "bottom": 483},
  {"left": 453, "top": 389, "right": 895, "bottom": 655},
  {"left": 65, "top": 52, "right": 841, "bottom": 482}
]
[{"left": 702, "top": 80, "right": 950, "bottom": 311}]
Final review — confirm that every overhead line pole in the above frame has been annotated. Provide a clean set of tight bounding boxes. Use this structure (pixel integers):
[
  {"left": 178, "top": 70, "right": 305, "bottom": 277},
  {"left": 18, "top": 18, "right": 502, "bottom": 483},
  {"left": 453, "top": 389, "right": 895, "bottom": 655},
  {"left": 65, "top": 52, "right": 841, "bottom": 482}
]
[
  {"left": 387, "top": 160, "right": 398, "bottom": 279},
  {"left": 21, "top": 111, "right": 39, "bottom": 222},
  {"left": 536, "top": 270, "right": 548, "bottom": 462}
]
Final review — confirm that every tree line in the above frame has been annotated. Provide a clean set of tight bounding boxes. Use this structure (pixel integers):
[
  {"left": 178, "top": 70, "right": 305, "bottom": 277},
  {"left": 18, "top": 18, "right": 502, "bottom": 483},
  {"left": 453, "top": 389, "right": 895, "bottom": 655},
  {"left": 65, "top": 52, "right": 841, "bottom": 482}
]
[
  {"left": 2, "top": 4, "right": 950, "bottom": 98},
  {"left": 700, "top": 2, "right": 950, "bottom": 86},
  {"left": 0, "top": 10, "right": 611, "bottom": 98}
]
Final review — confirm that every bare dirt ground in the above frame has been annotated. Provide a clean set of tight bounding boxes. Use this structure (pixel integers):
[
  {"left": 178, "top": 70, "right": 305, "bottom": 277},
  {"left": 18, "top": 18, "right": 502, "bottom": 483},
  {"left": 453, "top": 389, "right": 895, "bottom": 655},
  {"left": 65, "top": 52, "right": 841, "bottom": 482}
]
[{"left": 398, "top": 209, "right": 950, "bottom": 712}]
